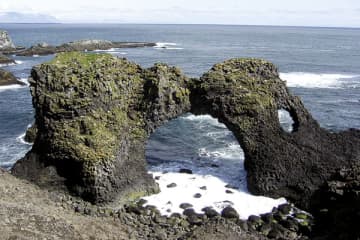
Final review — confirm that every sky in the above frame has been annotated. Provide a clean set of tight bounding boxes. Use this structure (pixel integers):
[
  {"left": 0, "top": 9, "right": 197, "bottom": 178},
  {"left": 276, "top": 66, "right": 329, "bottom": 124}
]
[{"left": 0, "top": 0, "right": 360, "bottom": 27}]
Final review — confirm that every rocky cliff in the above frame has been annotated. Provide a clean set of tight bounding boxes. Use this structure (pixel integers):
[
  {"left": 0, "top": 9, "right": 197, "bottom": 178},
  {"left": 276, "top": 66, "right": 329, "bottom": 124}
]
[{"left": 12, "top": 53, "right": 360, "bottom": 237}]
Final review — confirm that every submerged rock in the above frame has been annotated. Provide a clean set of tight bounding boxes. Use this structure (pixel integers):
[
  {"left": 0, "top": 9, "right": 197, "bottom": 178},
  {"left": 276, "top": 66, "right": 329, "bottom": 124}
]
[{"left": 0, "top": 69, "right": 25, "bottom": 86}]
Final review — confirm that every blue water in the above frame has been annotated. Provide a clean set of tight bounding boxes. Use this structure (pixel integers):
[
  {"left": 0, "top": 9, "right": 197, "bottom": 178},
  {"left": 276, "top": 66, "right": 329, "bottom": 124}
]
[{"left": 0, "top": 24, "right": 359, "bottom": 172}]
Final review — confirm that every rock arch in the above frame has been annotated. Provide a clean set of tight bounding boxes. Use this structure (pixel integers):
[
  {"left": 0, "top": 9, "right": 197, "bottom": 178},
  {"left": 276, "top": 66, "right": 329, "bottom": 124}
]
[{"left": 12, "top": 52, "right": 360, "bottom": 210}]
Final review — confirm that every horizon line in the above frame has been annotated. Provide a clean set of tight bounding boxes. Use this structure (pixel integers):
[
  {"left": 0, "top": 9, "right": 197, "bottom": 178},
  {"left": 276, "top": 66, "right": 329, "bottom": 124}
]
[{"left": 0, "top": 22, "right": 359, "bottom": 29}]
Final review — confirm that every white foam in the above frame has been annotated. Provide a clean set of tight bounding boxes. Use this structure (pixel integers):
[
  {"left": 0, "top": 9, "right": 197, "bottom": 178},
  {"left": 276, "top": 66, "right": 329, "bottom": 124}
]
[
  {"left": 18, "top": 78, "right": 29, "bottom": 86},
  {"left": 280, "top": 72, "right": 358, "bottom": 89},
  {"left": 15, "top": 60, "right": 23, "bottom": 64},
  {"left": 181, "top": 114, "right": 222, "bottom": 126},
  {"left": 0, "top": 62, "right": 15, "bottom": 67},
  {"left": 32, "top": 55, "right": 40, "bottom": 57},
  {"left": 0, "top": 84, "right": 25, "bottom": 92},
  {"left": 16, "top": 132, "right": 33, "bottom": 146},
  {"left": 154, "top": 42, "right": 183, "bottom": 50},
  {"left": 143, "top": 171, "right": 286, "bottom": 219},
  {"left": 278, "top": 109, "right": 294, "bottom": 132}
]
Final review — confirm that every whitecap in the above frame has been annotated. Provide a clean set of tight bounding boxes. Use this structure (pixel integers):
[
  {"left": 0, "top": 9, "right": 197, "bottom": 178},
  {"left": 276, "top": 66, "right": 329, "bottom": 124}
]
[
  {"left": 0, "top": 62, "right": 15, "bottom": 67},
  {"left": 32, "top": 55, "right": 40, "bottom": 57},
  {"left": 0, "top": 84, "right": 25, "bottom": 92},
  {"left": 15, "top": 60, "right": 23, "bottom": 64},
  {"left": 280, "top": 72, "right": 359, "bottom": 89},
  {"left": 154, "top": 42, "right": 183, "bottom": 50}
]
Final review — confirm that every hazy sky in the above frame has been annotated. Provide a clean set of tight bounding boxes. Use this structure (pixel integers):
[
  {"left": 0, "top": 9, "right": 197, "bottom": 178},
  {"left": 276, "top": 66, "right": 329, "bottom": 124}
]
[{"left": 0, "top": 0, "right": 359, "bottom": 27}]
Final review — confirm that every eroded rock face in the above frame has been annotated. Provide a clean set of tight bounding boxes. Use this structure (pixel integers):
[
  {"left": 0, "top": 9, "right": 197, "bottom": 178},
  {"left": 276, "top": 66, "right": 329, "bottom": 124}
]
[
  {"left": 190, "top": 58, "right": 360, "bottom": 209},
  {"left": 12, "top": 54, "right": 360, "bottom": 211},
  {"left": 12, "top": 52, "right": 190, "bottom": 204},
  {"left": 0, "top": 30, "right": 15, "bottom": 50}
]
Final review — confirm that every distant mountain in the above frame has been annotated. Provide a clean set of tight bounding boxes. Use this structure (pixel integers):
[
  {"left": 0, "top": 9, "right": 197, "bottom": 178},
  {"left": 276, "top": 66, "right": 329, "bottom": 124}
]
[{"left": 0, "top": 12, "right": 59, "bottom": 23}]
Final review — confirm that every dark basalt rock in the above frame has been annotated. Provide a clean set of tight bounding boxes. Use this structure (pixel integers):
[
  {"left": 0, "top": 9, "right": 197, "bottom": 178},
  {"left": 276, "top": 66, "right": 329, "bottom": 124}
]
[
  {"left": 14, "top": 40, "right": 156, "bottom": 56},
  {"left": 189, "top": 58, "right": 360, "bottom": 210},
  {"left": 24, "top": 124, "right": 37, "bottom": 143},
  {"left": 0, "top": 69, "right": 25, "bottom": 86},
  {"left": 311, "top": 164, "right": 360, "bottom": 239},
  {"left": 179, "top": 168, "right": 193, "bottom": 174},
  {"left": 221, "top": 206, "right": 239, "bottom": 219}
]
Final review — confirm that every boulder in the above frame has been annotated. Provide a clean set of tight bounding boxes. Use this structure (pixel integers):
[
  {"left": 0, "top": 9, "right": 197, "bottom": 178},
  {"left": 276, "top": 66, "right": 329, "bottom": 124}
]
[{"left": 0, "top": 30, "right": 15, "bottom": 50}]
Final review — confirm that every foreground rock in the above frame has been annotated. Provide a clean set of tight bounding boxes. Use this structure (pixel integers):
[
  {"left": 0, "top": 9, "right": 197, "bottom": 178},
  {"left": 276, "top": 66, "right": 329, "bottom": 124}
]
[
  {"left": 0, "top": 168, "right": 310, "bottom": 239},
  {"left": 13, "top": 39, "right": 156, "bottom": 56},
  {"left": 311, "top": 163, "right": 360, "bottom": 239},
  {"left": 0, "top": 30, "right": 15, "bottom": 50},
  {"left": 0, "top": 69, "right": 25, "bottom": 86},
  {"left": 0, "top": 168, "right": 130, "bottom": 240}
]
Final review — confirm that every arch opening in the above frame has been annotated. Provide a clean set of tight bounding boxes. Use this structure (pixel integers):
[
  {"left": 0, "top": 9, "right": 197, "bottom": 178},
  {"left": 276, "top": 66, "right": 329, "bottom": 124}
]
[
  {"left": 142, "top": 113, "right": 286, "bottom": 219},
  {"left": 278, "top": 109, "right": 295, "bottom": 133}
]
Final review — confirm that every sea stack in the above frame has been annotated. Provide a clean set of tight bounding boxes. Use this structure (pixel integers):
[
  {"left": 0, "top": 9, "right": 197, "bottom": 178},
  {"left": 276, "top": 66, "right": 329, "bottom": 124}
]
[
  {"left": 0, "top": 30, "right": 15, "bottom": 50},
  {"left": 12, "top": 52, "right": 190, "bottom": 204}
]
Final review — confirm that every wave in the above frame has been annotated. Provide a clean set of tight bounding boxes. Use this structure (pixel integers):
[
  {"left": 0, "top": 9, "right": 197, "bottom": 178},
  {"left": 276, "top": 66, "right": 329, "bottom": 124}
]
[
  {"left": 16, "top": 132, "right": 33, "bottom": 146},
  {"left": 0, "top": 84, "right": 26, "bottom": 92},
  {"left": 280, "top": 72, "right": 359, "bottom": 89},
  {"left": 15, "top": 60, "right": 23, "bottom": 64},
  {"left": 18, "top": 78, "right": 29, "bottom": 86},
  {"left": 154, "top": 42, "right": 184, "bottom": 50}
]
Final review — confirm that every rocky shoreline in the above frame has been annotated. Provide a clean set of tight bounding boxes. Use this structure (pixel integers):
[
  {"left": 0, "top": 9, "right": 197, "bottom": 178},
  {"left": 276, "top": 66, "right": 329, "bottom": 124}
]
[
  {"left": 1, "top": 29, "right": 155, "bottom": 59},
  {"left": 0, "top": 168, "right": 312, "bottom": 239}
]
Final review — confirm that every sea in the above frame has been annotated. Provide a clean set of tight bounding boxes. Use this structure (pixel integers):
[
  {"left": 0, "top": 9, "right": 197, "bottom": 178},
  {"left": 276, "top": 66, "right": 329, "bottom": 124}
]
[{"left": 0, "top": 24, "right": 359, "bottom": 218}]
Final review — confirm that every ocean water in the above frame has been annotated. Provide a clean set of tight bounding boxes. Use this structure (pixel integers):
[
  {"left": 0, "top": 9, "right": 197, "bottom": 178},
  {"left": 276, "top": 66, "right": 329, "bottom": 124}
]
[{"left": 0, "top": 24, "right": 359, "bottom": 217}]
